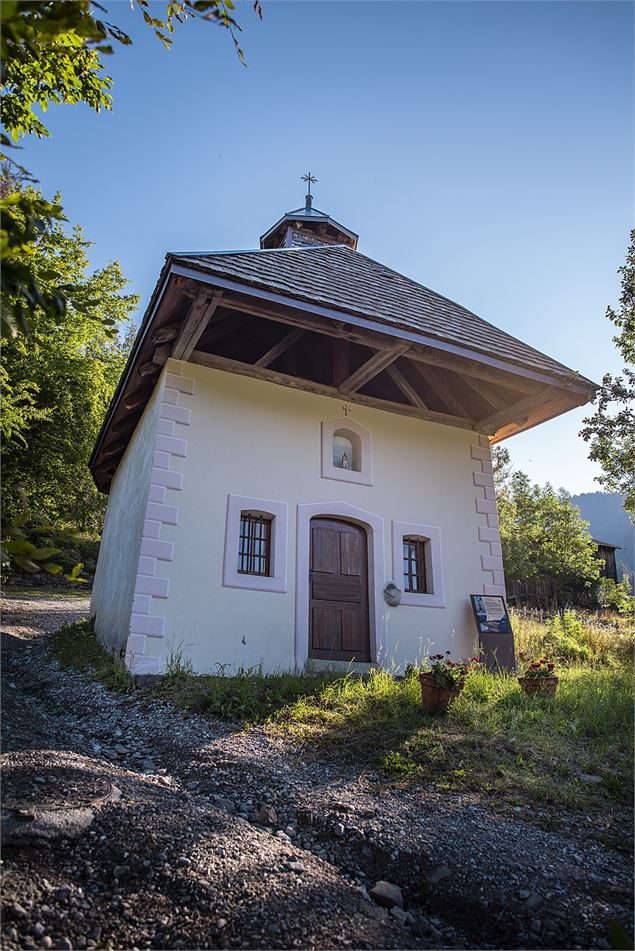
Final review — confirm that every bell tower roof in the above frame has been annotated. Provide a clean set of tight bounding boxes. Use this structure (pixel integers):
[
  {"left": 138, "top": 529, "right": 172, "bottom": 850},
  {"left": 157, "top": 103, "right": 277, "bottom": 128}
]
[{"left": 260, "top": 173, "right": 358, "bottom": 250}]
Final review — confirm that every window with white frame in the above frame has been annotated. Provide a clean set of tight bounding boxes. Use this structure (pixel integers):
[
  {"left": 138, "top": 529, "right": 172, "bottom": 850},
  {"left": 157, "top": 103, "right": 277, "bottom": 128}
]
[
  {"left": 321, "top": 417, "right": 372, "bottom": 486},
  {"left": 391, "top": 521, "right": 445, "bottom": 607},
  {"left": 223, "top": 495, "right": 287, "bottom": 593}
]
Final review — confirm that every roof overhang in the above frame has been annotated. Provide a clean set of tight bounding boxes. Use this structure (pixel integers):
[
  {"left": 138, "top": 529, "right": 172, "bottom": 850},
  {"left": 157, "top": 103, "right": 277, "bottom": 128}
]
[{"left": 90, "top": 259, "right": 597, "bottom": 493}]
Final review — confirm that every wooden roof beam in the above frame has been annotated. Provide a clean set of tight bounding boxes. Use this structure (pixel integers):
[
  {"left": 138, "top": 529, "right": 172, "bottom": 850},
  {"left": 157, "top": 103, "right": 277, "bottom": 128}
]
[
  {"left": 477, "top": 392, "right": 559, "bottom": 435},
  {"left": 461, "top": 376, "right": 507, "bottom": 412},
  {"left": 385, "top": 364, "right": 428, "bottom": 409},
  {"left": 255, "top": 328, "right": 304, "bottom": 369},
  {"left": 172, "top": 288, "right": 224, "bottom": 361},
  {"left": 220, "top": 292, "right": 551, "bottom": 395},
  {"left": 410, "top": 363, "right": 473, "bottom": 419},
  {"left": 339, "top": 342, "right": 411, "bottom": 395},
  {"left": 189, "top": 349, "right": 474, "bottom": 432}
]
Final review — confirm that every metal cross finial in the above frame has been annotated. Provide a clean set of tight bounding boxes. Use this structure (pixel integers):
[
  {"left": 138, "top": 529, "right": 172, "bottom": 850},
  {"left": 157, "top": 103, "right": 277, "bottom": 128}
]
[{"left": 301, "top": 171, "right": 318, "bottom": 198}]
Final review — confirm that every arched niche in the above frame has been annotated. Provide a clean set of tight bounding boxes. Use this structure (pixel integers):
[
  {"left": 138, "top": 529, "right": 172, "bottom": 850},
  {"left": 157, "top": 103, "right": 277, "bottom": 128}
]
[{"left": 321, "top": 417, "right": 373, "bottom": 486}]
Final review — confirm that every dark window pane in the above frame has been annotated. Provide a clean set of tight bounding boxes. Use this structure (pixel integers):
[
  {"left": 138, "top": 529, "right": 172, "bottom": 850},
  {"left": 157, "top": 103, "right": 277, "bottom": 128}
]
[
  {"left": 238, "top": 514, "right": 272, "bottom": 576},
  {"left": 403, "top": 538, "right": 427, "bottom": 593}
]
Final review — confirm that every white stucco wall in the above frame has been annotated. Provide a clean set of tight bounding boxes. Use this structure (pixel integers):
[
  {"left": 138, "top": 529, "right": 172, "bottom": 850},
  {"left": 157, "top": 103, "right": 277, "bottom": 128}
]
[
  {"left": 90, "top": 381, "right": 163, "bottom": 651},
  {"left": 134, "top": 358, "right": 504, "bottom": 675}
]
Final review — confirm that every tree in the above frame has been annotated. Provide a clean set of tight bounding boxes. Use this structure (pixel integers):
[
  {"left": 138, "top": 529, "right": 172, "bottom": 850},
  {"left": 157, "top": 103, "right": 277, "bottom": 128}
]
[
  {"left": 580, "top": 231, "right": 635, "bottom": 520},
  {"left": 1, "top": 192, "right": 138, "bottom": 532},
  {"left": 496, "top": 469, "right": 600, "bottom": 605},
  {"left": 1, "top": 0, "right": 258, "bottom": 337},
  {"left": 1, "top": 1, "right": 258, "bottom": 575}
]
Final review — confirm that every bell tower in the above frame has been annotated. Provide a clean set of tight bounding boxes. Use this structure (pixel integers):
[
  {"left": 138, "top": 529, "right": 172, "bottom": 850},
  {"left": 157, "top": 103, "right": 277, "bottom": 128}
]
[{"left": 260, "top": 173, "right": 358, "bottom": 250}]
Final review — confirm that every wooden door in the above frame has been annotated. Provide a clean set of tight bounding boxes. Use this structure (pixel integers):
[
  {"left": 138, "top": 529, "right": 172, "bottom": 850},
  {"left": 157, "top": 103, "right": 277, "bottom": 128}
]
[{"left": 309, "top": 518, "right": 371, "bottom": 662}]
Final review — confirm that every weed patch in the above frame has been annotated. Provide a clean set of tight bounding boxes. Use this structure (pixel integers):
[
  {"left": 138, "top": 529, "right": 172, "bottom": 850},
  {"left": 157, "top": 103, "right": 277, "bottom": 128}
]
[
  {"left": 151, "top": 666, "right": 340, "bottom": 723},
  {"left": 50, "top": 619, "right": 134, "bottom": 692}
]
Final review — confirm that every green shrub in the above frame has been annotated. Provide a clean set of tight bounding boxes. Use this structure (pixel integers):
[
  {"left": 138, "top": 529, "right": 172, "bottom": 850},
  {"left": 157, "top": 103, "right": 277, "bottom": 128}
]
[
  {"left": 597, "top": 577, "right": 635, "bottom": 616},
  {"left": 544, "top": 611, "right": 592, "bottom": 662}
]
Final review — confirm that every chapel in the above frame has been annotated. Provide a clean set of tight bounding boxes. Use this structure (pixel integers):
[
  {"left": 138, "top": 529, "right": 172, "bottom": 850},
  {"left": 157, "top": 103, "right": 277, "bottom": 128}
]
[{"left": 89, "top": 178, "right": 596, "bottom": 674}]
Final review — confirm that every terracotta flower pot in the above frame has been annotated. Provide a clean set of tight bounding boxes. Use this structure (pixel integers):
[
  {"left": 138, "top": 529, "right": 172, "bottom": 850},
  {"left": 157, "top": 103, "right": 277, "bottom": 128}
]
[
  {"left": 419, "top": 672, "right": 464, "bottom": 713},
  {"left": 517, "top": 676, "right": 558, "bottom": 698}
]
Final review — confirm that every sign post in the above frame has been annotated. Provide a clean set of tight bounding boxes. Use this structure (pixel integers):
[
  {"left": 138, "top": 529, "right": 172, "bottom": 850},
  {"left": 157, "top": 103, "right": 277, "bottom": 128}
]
[{"left": 470, "top": 594, "right": 516, "bottom": 671}]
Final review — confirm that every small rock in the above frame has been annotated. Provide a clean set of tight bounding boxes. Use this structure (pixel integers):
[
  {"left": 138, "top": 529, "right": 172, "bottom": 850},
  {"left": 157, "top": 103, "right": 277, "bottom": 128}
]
[
  {"left": 257, "top": 804, "right": 277, "bottom": 827},
  {"left": 284, "top": 825, "right": 296, "bottom": 837},
  {"left": 237, "top": 802, "right": 250, "bottom": 815},
  {"left": 113, "top": 865, "right": 130, "bottom": 880},
  {"left": 390, "top": 907, "right": 408, "bottom": 923},
  {"left": 524, "top": 892, "right": 542, "bottom": 912},
  {"left": 530, "top": 919, "right": 542, "bottom": 933},
  {"left": 9, "top": 902, "right": 28, "bottom": 917},
  {"left": 579, "top": 773, "right": 603, "bottom": 784},
  {"left": 360, "top": 901, "right": 389, "bottom": 921},
  {"left": 54, "top": 940, "right": 73, "bottom": 951},
  {"left": 275, "top": 830, "right": 291, "bottom": 843},
  {"left": 287, "top": 861, "right": 304, "bottom": 873},
  {"left": 213, "top": 797, "right": 236, "bottom": 814},
  {"left": 40, "top": 939, "right": 53, "bottom": 950},
  {"left": 186, "top": 781, "right": 199, "bottom": 790},
  {"left": 333, "top": 822, "right": 345, "bottom": 838},
  {"left": 519, "top": 889, "right": 530, "bottom": 900},
  {"left": 428, "top": 864, "right": 451, "bottom": 884},
  {"left": 176, "top": 856, "right": 192, "bottom": 868},
  {"left": 216, "top": 919, "right": 227, "bottom": 930},
  {"left": 369, "top": 880, "right": 404, "bottom": 909},
  {"left": 114, "top": 743, "right": 128, "bottom": 755}
]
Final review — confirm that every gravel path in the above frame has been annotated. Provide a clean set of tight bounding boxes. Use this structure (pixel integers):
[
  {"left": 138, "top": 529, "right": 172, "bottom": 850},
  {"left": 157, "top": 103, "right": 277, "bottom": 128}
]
[{"left": 1, "top": 593, "right": 632, "bottom": 951}]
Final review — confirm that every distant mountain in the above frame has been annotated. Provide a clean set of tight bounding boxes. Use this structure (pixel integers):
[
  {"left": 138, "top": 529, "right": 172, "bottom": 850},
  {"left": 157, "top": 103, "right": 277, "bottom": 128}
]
[{"left": 571, "top": 492, "right": 635, "bottom": 582}]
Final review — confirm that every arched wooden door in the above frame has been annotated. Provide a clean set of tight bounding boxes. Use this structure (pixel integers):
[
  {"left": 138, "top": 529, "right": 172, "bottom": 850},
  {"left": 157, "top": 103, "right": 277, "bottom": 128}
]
[{"left": 309, "top": 517, "right": 371, "bottom": 662}]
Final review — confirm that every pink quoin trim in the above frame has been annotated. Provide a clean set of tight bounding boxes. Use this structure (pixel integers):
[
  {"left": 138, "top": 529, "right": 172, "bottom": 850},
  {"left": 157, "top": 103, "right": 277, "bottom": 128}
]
[
  {"left": 125, "top": 364, "right": 195, "bottom": 675},
  {"left": 471, "top": 437, "right": 506, "bottom": 597}
]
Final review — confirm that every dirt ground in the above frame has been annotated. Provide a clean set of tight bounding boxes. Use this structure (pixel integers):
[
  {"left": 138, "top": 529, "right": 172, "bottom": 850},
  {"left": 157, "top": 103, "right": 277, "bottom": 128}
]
[{"left": 1, "top": 592, "right": 632, "bottom": 951}]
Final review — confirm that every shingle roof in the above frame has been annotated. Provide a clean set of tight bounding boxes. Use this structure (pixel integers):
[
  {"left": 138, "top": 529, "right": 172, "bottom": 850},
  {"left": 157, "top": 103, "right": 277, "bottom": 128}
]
[{"left": 172, "top": 244, "right": 586, "bottom": 382}]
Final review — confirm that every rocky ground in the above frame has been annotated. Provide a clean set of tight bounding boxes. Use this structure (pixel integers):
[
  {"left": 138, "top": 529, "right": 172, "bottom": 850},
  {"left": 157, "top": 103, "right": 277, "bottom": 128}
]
[{"left": 1, "top": 592, "right": 633, "bottom": 951}]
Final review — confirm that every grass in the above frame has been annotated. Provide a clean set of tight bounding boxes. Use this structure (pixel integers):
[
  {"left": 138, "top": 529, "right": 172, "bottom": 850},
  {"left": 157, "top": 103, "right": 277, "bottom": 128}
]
[
  {"left": 513, "top": 608, "right": 634, "bottom": 668},
  {"left": 50, "top": 618, "right": 135, "bottom": 692},
  {"left": 4, "top": 586, "right": 91, "bottom": 600},
  {"left": 50, "top": 607, "right": 634, "bottom": 819},
  {"left": 268, "top": 663, "right": 633, "bottom": 814},
  {"left": 153, "top": 664, "right": 340, "bottom": 722}
]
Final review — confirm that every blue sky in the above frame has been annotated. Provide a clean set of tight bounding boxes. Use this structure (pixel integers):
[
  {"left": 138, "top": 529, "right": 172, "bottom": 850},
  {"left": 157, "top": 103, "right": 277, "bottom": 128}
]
[{"left": 21, "top": 0, "right": 634, "bottom": 494}]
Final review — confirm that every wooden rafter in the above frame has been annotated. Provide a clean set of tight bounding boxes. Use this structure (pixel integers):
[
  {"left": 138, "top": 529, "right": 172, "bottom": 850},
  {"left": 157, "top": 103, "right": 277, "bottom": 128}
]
[
  {"left": 189, "top": 350, "right": 474, "bottom": 432},
  {"left": 219, "top": 293, "right": 575, "bottom": 396},
  {"left": 152, "top": 343, "right": 172, "bottom": 366},
  {"left": 151, "top": 324, "right": 180, "bottom": 344},
  {"left": 411, "top": 363, "right": 473, "bottom": 419},
  {"left": 255, "top": 328, "right": 304, "bottom": 368},
  {"left": 137, "top": 361, "right": 161, "bottom": 377},
  {"left": 339, "top": 342, "right": 411, "bottom": 395},
  {"left": 172, "top": 288, "right": 224, "bottom": 361},
  {"left": 477, "top": 392, "right": 556, "bottom": 434},
  {"left": 461, "top": 376, "right": 507, "bottom": 412},
  {"left": 385, "top": 364, "right": 428, "bottom": 408},
  {"left": 123, "top": 392, "right": 148, "bottom": 411}
]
